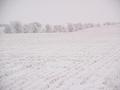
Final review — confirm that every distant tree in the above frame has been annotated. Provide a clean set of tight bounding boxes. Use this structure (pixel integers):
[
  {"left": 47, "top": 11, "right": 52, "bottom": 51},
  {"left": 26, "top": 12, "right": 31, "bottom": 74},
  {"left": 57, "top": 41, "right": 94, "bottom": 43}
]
[
  {"left": 45, "top": 24, "right": 52, "bottom": 32},
  {"left": 29, "top": 23, "right": 37, "bottom": 33},
  {"left": 10, "top": 21, "right": 23, "bottom": 33},
  {"left": 59, "top": 25, "right": 66, "bottom": 32},
  {"left": 95, "top": 23, "right": 101, "bottom": 27},
  {"left": 103, "top": 22, "right": 111, "bottom": 26},
  {"left": 67, "top": 23, "right": 74, "bottom": 32},
  {"left": 30, "top": 22, "right": 41, "bottom": 33},
  {"left": 23, "top": 24, "right": 30, "bottom": 33},
  {"left": 53, "top": 25, "right": 65, "bottom": 32},
  {"left": 33, "top": 22, "right": 42, "bottom": 32},
  {"left": 4, "top": 24, "right": 12, "bottom": 33},
  {"left": 41, "top": 26, "right": 46, "bottom": 33},
  {"left": 53, "top": 25, "right": 59, "bottom": 32},
  {"left": 53, "top": 25, "right": 57, "bottom": 32},
  {"left": 73, "top": 23, "right": 83, "bottom": 31},
  {"left": 1, "top": 21, "right": 103, "bottom": 33},
  {"left": 0, "top": 24, "right": 5, "bottom": 33}
]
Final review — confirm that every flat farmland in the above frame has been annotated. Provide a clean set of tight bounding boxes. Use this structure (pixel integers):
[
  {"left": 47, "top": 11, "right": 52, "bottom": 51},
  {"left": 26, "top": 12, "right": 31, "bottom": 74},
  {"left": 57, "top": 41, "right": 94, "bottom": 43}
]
[{"left": 0, "top": 26, "right": 120, "bottom": 90}]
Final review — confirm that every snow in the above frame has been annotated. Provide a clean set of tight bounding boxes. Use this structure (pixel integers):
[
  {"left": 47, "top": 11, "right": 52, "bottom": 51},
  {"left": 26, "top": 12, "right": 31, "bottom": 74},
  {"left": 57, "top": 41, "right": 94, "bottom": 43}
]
[{"left": 0, "top": 25, "right": 120, "bottom": 90}]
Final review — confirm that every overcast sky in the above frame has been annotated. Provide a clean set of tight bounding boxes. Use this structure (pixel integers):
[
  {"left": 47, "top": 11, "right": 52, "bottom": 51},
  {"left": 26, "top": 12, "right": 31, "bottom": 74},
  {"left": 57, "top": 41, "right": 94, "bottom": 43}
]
[{"left": 0, "top": 0, "right": 120, "bottom": 24}]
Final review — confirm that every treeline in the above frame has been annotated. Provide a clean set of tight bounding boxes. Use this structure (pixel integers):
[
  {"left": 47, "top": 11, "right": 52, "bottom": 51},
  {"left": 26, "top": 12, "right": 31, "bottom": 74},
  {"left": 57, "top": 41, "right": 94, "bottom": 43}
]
[{"left": 0, "top": 21, "right": 120, "bottom": 33}]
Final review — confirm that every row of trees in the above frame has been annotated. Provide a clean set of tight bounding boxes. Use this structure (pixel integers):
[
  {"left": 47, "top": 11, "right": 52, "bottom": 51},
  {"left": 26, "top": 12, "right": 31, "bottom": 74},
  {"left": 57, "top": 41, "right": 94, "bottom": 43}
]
[{"left": 0, "top": 21, "right": 119, "bottom": 33}]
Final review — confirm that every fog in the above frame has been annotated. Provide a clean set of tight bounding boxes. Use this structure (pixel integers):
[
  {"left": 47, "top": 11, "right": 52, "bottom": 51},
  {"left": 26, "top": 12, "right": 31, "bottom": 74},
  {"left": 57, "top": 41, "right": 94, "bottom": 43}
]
[{"left": 0, "top": 0, "right": 120, "bottom": 24}]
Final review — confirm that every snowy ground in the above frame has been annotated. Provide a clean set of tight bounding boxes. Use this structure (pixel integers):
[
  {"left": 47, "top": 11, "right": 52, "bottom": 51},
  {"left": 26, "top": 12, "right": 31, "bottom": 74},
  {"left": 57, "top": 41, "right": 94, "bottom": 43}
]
[{"left": 0, "top": 25, "right": 120, "bottom": 90}]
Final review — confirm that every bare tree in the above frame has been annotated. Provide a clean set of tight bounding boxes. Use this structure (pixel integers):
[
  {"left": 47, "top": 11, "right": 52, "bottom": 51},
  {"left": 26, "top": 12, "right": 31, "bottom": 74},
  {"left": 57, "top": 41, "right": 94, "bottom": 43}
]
[
  {"left": 73, "top": 23, "right": 83, "bottom": 31},
  {"left": 23, "top": 24, "right": 30, "bottom": 33},
  {"left": 4, "top": 24, "right": 12, "bottom": 33},
  {"left": 45, "top": 24, "right": 52, "bottom": 33},
  {"left": 67, "top": 23, "right": 74, "bottom": 32},
  {"left": 10, "top": 21, "right": 23, "bottom": 33},
  {"left": 30, "top": 22, "right": 41, "bottom": 33}
]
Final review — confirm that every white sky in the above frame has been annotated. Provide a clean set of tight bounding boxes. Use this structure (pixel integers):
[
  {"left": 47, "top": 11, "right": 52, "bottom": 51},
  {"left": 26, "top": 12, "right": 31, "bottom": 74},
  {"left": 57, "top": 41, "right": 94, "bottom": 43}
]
[{"left": 0, "top": 0, "right": 120, "bottom": 24}]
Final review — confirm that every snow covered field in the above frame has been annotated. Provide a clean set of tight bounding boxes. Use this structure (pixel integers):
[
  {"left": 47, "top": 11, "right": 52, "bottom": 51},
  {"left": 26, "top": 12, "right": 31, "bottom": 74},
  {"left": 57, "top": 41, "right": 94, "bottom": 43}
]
[{"left": 0, "top": 25, "right": 120, "bottom": 90}]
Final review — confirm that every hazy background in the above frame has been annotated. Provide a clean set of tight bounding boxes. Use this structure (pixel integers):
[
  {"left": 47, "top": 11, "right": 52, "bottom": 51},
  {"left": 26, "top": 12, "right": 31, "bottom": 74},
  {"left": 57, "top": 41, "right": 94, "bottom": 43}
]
[{"left": 0, "top": 0, "right": 120, "bottom": 24}]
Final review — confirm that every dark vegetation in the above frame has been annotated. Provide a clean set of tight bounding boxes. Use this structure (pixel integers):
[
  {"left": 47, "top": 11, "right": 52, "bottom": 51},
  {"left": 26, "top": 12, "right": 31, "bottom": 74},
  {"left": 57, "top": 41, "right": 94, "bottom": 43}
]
[{"left": 0, "top": 21, "right": 120, "bottom": 33}]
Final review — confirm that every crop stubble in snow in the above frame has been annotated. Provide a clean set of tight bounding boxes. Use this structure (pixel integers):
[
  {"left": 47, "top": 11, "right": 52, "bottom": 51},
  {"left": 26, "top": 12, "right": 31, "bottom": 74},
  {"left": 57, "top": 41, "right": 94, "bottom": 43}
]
[{"left": 0, "top": 26, "right": 120, "bottom": 90}]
